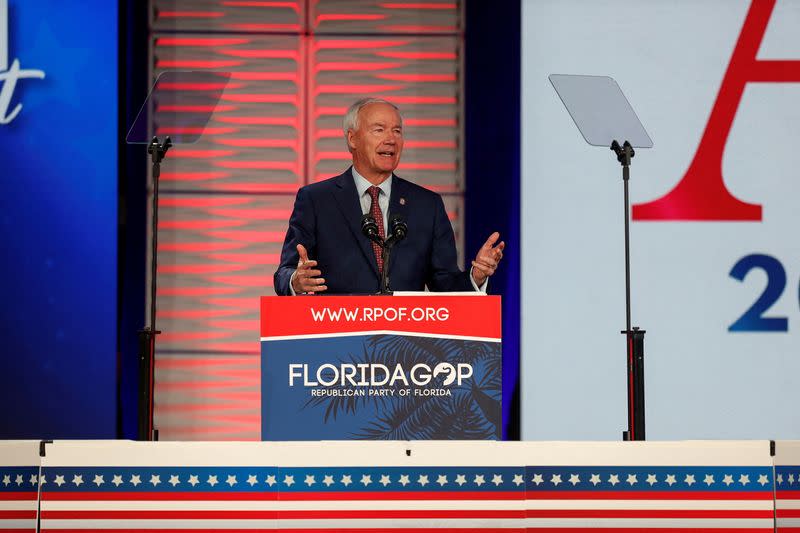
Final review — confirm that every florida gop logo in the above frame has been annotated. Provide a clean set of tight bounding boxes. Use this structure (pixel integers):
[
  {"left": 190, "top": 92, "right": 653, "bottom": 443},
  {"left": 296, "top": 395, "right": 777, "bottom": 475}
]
[
  {"left": 0, "top": 0, "right": 45, "bottom": 125},
  {"left": 289, "top": 363, "right": 474, "bottom": 388},
  {"left": 633, "top": 0, "right": 800, "bottom": 222}
]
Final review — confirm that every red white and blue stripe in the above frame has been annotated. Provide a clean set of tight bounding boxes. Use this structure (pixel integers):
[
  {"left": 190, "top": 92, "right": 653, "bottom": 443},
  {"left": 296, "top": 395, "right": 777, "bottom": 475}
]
[
  {"left": 36, "top": 465, "right": 774, "bottom": 531},
  {"left": 0, "top": 466, "right": 39, "bottom": 533},
  {"left": 524, "top": 466, "right": 774, "bottom": 531},
  {"left": 776, "top": 465, "right": 800, "bottom": 533}
]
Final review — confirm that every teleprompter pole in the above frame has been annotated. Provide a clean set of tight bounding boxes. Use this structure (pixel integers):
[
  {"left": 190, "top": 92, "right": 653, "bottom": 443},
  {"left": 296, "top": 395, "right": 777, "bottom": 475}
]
[
  {"left": 137, "top": 136, "right": 171, "bottom": 442},
  {"left": 611, "top": 140, "right": 646, "bottom": 441}
]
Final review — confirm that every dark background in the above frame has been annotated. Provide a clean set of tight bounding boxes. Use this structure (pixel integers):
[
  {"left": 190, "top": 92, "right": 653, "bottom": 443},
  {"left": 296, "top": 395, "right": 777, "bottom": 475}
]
[{"left": 0, "top": 0, "right": 520, "bottom": 440}]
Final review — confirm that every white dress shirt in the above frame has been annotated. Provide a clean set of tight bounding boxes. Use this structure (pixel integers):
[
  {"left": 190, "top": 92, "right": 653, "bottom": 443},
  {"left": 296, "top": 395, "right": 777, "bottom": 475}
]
[{"left": 352, "top": 166, "right": 391, "bottom": 236}]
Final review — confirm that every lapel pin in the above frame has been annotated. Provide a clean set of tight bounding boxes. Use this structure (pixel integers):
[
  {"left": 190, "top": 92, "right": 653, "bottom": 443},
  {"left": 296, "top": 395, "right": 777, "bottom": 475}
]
[{"left": 399, "top": 198, "right": 406, "bottom": 205}]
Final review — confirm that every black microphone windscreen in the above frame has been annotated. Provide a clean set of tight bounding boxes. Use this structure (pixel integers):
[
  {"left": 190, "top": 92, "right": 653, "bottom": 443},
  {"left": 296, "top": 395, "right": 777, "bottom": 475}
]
[
  {"left": 389, "top": 215, "right": 408, "bottom": 240},
  {"left": 361, "top": 214, "right": 379, "bottom": 238}
]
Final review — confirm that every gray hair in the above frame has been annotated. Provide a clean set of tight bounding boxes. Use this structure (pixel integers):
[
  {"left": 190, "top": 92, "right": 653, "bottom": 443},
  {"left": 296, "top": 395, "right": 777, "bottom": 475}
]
[{"left": 342, "top": 98, "right": 402, "bottom": 153}]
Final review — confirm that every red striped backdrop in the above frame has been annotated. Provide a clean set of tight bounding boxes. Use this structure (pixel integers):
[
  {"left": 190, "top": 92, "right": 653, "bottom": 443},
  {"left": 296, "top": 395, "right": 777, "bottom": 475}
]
[{"left": 147, "top": 0, "right": 464, "bottom": 440}]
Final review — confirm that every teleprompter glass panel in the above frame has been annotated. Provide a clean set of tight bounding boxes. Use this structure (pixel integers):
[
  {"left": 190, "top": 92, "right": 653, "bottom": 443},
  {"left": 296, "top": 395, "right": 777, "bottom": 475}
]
[{"left": 549, "top": 74, "right": 653, "bottom": 148}]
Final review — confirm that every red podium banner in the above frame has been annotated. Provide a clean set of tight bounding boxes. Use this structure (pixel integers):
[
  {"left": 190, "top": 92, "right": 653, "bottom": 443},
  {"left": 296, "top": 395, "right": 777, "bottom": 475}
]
[{"left": 261, "top": 294, "right": 501, "bottom": 339}]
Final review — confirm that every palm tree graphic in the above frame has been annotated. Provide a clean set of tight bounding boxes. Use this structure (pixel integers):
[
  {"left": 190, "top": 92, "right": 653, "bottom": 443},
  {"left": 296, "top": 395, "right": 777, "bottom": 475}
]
[{"left": 303, "top": 335, "right": 501, "bottom": 440}]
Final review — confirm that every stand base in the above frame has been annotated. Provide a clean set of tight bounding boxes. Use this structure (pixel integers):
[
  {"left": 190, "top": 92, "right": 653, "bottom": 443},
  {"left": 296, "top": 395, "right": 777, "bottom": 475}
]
[
  {"left": 137, "top": 327, "right": 160, "bottom": 442},
  {"left": 622, "top": 327, "right": 646, "bottom": 441}
]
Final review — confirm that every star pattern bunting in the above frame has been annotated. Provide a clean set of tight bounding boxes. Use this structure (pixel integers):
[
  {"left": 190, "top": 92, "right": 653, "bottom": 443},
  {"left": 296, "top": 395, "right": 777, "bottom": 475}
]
[
  {"left": 23, "top": 466, "right": 773, "bottom": 493},
  {"left": 0, "top": 466, "right": 39, "bottom": 532},
  {"left": 0, "top": 464, "right": 786, "bottom": 531},
  {"left": 775, "top": 466, "right": 800, "bottom": 531}
]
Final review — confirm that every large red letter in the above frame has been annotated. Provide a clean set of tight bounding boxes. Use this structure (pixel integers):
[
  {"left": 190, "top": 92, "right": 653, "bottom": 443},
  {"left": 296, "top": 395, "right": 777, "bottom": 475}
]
[{"left": 633, "top": 0, "right": 800, "bottom": 221}]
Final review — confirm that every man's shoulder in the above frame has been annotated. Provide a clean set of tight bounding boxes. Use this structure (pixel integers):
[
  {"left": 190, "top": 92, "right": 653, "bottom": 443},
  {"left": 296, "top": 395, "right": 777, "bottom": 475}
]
[
  {"left": 298, "top": 171, "right": 348, "bottom": 196},
  {"left": 393, "top": 175, "right": 441, "bottom": 202}
]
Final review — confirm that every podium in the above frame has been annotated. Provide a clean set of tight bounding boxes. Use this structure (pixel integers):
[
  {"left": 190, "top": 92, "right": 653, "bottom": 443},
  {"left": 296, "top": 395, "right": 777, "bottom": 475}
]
[{"left": 260, "top": 294, "right": 502, "bottom": 440}]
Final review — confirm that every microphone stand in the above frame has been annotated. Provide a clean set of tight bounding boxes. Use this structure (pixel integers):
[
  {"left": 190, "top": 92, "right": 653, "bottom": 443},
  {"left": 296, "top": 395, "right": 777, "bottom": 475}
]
[
  {"left": 361, "top": 214, "right": 406, "bottom": 295},
  {"left": 378, "top": 238, "right": 398, "bottom": 295}
]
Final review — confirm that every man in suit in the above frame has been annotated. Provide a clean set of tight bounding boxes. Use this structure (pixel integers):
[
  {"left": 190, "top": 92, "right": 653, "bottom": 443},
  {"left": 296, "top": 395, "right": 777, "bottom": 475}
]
[{"left": 274, "top": 98, "right": 504, "bottom": 295}]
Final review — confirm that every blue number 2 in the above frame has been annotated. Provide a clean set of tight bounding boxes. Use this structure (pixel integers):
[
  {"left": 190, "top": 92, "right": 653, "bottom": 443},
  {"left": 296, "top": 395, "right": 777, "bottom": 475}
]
[{"left": 728, "top": 254, "right": 788, "bottom": 332}]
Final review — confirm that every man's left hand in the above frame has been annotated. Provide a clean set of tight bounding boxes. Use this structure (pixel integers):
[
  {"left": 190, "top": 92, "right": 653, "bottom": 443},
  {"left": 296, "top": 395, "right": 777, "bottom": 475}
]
[{"left": 471, "top": 232, "right": 505, "bottom": 287}]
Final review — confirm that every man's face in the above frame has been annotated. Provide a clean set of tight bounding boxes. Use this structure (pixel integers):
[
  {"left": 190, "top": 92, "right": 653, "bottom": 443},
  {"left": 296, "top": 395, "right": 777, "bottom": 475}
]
[{"left": 348, "top": 103, "right": 404, "bottom": 182}]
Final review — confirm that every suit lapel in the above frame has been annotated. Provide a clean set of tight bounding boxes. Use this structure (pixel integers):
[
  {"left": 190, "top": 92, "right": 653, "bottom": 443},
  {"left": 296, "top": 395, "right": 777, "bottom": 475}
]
[
  {"left": 332, "top": 168, "right": 380, "bottom": 278},
  {"left": 387, "top": 174, "right": 410, "bottom": 224},
  {"left": 387, "top": 175, "right": 410, "bottom": 279}
]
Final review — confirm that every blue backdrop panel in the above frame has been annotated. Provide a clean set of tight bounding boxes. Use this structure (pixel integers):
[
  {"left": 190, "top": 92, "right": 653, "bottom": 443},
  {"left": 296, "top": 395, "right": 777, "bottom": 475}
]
[
  {"left": 0, "top": 0, "right": 118, "bottom": 438},
  {"left": 464, "top": 0, "right": 521, "bottom": 439}
]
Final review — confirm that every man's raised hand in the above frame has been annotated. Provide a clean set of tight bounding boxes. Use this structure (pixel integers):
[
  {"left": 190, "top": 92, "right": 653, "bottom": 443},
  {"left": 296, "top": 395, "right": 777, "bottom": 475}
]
[
  {"left": 291, "top": 244, "right": 327, "bottom": 294},
  {"left": 471, "top": 232, "right": 505, "bottom": 287}
]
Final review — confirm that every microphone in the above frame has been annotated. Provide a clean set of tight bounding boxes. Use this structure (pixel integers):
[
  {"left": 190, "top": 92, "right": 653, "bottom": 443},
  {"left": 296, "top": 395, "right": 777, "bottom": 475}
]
[
  {"left": 388, "top": 215, "right": 408, "bottom": 242},
  {"left": 360, "top": 214, "right": 383, "bottom": 245}
]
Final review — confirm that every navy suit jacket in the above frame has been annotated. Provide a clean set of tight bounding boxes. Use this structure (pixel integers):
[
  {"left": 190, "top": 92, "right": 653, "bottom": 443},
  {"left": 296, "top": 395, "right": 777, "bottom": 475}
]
[{"left": 274, "top": 168, "right": 473, "bottom": 295}]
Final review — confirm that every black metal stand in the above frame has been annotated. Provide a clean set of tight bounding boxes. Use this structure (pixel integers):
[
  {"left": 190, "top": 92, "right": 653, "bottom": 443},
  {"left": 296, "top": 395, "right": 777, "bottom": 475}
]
[
  {"left": 378, "top": 242, "right": 396, "bottom": 295},
  {"left": 362, "top": 214, "right": 406, "bottom": 295},
  {"left": 137, "top": 136, "right": 171, "bottom": 442},
  {"left": 611, "top": 140, "right": 646, "bottom": 442}
]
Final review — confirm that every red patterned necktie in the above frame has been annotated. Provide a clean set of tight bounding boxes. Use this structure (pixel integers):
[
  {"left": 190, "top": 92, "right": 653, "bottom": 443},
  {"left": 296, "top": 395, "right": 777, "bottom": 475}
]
[{"left": 367, "top": 186, "right": 385, "bottom": 273}]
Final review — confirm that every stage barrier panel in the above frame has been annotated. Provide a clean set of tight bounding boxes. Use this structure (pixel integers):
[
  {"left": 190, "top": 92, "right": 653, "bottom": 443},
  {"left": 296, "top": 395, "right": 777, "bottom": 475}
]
[
  {"left": 34, "top": 439, "right": 775, "bottom": 531},
  {"left": 775, "top": 440, "right": 800, "bottom": 533},
  {"left": 0, "top": 440, "right": 40, "bottom": 533}
]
